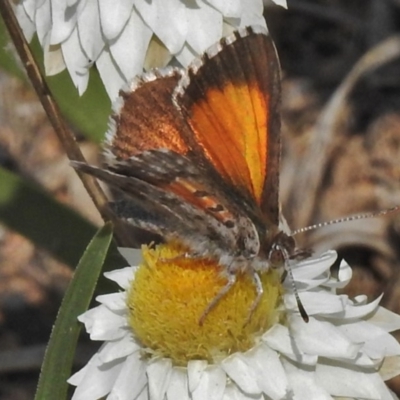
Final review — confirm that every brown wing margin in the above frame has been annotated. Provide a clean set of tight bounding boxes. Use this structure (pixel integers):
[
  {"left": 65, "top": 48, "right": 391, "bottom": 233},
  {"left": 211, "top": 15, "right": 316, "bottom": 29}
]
[
  {"left": 254, "top": 29, "right": 281, "bottom": 226},
  {"left": 173, "top": 26, "right": 282, "bottom": 225}
]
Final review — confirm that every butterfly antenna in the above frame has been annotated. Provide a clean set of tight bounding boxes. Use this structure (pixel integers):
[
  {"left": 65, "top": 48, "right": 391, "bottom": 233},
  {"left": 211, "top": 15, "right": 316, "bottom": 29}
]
[
  {"left": 291, "top": 206, "right": 400, "bottom": 236},
  {"left": 279, "top": 247, "right": 309, "bottom": 322}
]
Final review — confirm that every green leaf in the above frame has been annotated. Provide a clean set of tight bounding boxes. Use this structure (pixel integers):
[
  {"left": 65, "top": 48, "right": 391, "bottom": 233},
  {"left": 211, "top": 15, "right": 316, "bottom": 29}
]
[
  {"left": 35, "top": 222, "right": 113, "bottom": 400},
  {"left": 0, "top": 167, "right": 98, "bottom": 267}
]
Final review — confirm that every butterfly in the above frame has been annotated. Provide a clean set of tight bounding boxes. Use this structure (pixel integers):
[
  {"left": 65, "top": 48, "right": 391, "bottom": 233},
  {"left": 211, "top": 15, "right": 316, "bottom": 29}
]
[{"left": 73, "top": 25, "right": 308, "bottom": 323}]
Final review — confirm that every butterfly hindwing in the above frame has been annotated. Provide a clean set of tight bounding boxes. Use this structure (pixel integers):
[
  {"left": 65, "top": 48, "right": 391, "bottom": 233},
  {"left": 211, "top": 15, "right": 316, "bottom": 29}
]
[
  {"left": 105, "top": 68, "right": 191, "bottom": 161},
  {"left": 73, "top": 155, "right": 260, "bottom": 263}
]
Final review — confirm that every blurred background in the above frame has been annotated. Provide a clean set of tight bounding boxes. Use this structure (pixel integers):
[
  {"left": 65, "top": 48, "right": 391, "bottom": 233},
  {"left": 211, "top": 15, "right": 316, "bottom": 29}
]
[{"left": 1, "top": 0, "right": 400, "bottom": 398}]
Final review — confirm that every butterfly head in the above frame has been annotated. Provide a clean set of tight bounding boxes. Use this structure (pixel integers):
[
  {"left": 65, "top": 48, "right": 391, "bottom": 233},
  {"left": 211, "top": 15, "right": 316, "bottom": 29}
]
[{"left": 267, "top": 231, "right": 296, "bottom": 269}]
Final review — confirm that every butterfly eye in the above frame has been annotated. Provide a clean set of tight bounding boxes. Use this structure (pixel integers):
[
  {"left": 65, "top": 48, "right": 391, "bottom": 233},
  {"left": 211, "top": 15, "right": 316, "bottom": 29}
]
[
  {"left": 267, "top": 232, "right": 296, "bottom": 268},
  {"left": 269, "top": 246, "right": 285, "bottom": 268}
]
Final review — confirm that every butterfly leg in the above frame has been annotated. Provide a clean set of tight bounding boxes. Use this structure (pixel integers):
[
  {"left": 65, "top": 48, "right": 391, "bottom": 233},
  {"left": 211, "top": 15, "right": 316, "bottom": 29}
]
[
  {"left": 245, "top": 272, "right": 263, "bottom": 326},
  {"left": 159, "top": 251, "right": 203, "bottom": 263},
  {"left": 199, "top": 273, "right": 237, "bottom": 326}
]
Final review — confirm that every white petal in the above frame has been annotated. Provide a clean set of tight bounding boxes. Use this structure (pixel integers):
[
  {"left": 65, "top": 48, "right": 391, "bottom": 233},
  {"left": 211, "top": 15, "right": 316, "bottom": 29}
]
[
  {"left": 369, "top": 306, "right": 400, "bottom": 332},
  {"left": 144, "top": 37, "right": 173, "bottom": 70},
  {"left": 289, "top": 276, "right": 328, "bottom": 292},
  {"left": 73, "top": 70, "right": 89, "bottom": 95},
  {"left": 70, "top": 352, "right": 124, "bottom": 400},
  {"left": 221, "top": 353, "right": 260, "bottom": 395},
  {"left": 354, "top": 294, "right": 369, "bottom": 304},
  {"left": 338, "top": 320, "right": 399, "bottom": 357},
  {"left": 153, "top": 0, "right": 187, "bottom": 53},
  {"left": 36, "top": 0, "right": 47, "bottom": 7},
  {"left": 78, "top": 305, "right": 101, "bottom": 328},
  {"left": 323, "top": 259, "right": 352, "bottom": 289},
  {"left": 343, "top": 294, "right": 382, "bottom": 319},
  {"left": 182, "top": 0, "right": 223, "bottom": 55},
  {"left": 98, "top": 0, "right": 135, "bottom": 40},
  {"left": 14, "top": 2, "right": 36, "bottom": 41},
  {"left": 136, "top": 387, "right": 149, "bottom": 400},
  {"left": 285, "top": 291, "right": 345, "bottom": 317},
  {"left": 75, "top": 0, "right": 87, "bottom": 16},
  {"left": 68, "top": 361, "right": 89, "bottom": 386},
  {"left": 335, "top": 352, "right": 379, "bottom": 368},
  {"left": 108, "top": 352, "right": 147, "bottom": 400},
  {"left": 235, "top": 0, "right": 266, "bottom": 27},
  {"left": 135, "top": 0, "right": 187, "bottom": 54},
  {"left": 22, "top": 0, "right": 39, "bottom": 21},
  {"left": 99, "top": 333, "right": 140, "bottom": 363},
  {"left": 365, "top": 333, "right": 400, "bottom": 359},
  {"left": 206, "top": 0, "right": 242, "bottom": 18},
  {"left": 61, "top": 27, "right": 90, "bottom": 94},
  {"left": 147, "top": 358, "right": 173, "bottom": 400},
  {"left": 316, "top": 363, "right": 390, "bottom": 399},
  {"left": 290, "top": 316, "right": 360, "bottom": 359},
  {"left": 222, "top": 383, "right": 262, "bottom": 400},
  {"left": 104, "top": 266, "right": 135, "bottom": 290},
  {"left": 132, "top": 0, "right": 156, "bottom": 37},
  {"left": 166, "top": 367, "right": 190, "bottom": 400},
  {"left": 187, "top": 360, "right": 208, "bottom": 392},
  {"left": 289, "top": 251, "right": 336, "bottom": 283},
  {"left": 79, "top": 305, "right": 127, "bottom": 340},
  {"left": 43, "top": 43, "right": 66, "bottom": 75},
  {"left": 50, "top": 1, "right": 78, "bottom": 44},
  {"left": 386, "top": 388, "right": 400, "bottom": 399},
  {"left": 191, "top": 366, "right": 226, "bottom": 400},
  {"left": 118, "top": 248, "right": 143, "bottom": 266},
  {"left": 35, "top": 0, "right": 52, "bottom": 45},
  {"left": 96, "top": 292, "right": 127, "bottom": 311},
  {"left": 96, "top": 47, "right": 126, "bottom": 100},
  {"left": 109, "top": 8, "right": 152, "bottom": 81},
  {"left": 221, "top": 21, "right": 240, "bottom": 36},
  {"left": 282, "top": 358, "right": 332, "bottom": 400},
  {"left": 77, "top": 0, "right": 104, "bottom": 61},
  {"left": 244, "top": 344, "right": 288, "bottom": 400},
  {"left": 271, "top": 0, "right": 287, "bottom": 8},
  {"left": 262, "top": 324, "right": 318, "bottom": 365},
  {"left": 380, "top": 356, "right": 400, "bottom": 381},
  {"left": 175, "top": 42, "right": 197, "bottom": 67}
]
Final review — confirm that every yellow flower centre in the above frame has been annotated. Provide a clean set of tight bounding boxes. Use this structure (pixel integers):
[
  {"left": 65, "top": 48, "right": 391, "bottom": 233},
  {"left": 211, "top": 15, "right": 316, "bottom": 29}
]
[{"left": 127, "top": 243, "right": 282, "bottom": 365}]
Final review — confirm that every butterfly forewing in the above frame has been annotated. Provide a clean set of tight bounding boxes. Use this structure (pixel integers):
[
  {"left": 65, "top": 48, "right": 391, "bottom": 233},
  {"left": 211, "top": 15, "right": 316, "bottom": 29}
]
[
  {"left": 72, "top": 152, "right": 259, "bottom": 263},
  {"left": 173, "top": 25, "right": 282, "bottom": 226}
]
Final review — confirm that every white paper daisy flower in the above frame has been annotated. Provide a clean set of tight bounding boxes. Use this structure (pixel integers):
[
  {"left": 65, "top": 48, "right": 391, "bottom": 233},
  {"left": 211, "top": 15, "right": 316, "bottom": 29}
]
[
  {"left": 12, "top": 0, "right": 286, "bottom": 100},
  {"left": 68, "top": 242, "right": 400, "bottom": 400}
]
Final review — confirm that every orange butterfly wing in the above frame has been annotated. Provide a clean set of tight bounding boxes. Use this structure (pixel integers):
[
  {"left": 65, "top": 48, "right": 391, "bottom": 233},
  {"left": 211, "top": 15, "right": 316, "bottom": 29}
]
[{"left": 174, "top": 26, "right": 281, "bottom": 225}]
